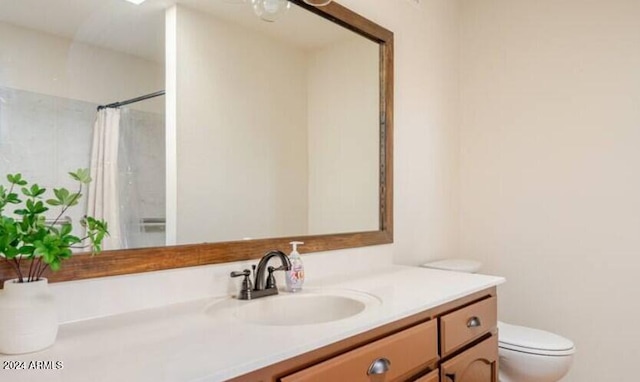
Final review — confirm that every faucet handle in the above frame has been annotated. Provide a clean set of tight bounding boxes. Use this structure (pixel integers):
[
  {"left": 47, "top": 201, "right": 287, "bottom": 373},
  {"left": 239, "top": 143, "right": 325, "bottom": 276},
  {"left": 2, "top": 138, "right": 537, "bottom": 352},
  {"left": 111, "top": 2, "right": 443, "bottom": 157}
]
[
  {"left": 266, "top": 266, "right": 277, "bottom": 289},
  {"left": 230, "top": 269, "right": 253, "bottom": 300},
  {"left": 230, "top": 269, "right": 251, "bottom": 278},
  {"left": 265, "top": 265, "right": 289, "bottom": 289}
]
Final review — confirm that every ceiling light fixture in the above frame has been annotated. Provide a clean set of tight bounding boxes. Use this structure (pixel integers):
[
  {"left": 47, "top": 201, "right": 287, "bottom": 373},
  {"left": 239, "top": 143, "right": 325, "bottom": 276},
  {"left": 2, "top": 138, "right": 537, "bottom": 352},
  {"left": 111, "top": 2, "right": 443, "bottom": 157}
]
[
  {"left": 251, "top": 0, "right": 290, "bottom": 22},
  {"left": 225, "top": 0, "right": 332, "bottom": 23},
  {"left": 125, "top": 0, "right": 147, "bottom": 5},
  {"left": 303, "top": 0, "right": 332, "bottom": 5}
]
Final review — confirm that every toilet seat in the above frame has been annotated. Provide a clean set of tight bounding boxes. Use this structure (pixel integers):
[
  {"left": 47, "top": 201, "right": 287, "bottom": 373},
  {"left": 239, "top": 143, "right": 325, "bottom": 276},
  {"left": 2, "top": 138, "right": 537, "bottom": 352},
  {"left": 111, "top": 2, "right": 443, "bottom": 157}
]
[{"left": 498, "top": 321, "right": 575, "bottom": 356}]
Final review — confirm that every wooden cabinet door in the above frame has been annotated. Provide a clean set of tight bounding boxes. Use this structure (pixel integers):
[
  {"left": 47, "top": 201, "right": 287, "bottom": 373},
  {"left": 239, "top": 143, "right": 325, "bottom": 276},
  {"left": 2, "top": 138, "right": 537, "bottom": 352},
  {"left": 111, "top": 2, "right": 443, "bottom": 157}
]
[
  {"left": 413, "top": 369, "right": 439, "bottom": 382},
  {"left": 440, "top": 336, "right": 498, "bottom": 382}
]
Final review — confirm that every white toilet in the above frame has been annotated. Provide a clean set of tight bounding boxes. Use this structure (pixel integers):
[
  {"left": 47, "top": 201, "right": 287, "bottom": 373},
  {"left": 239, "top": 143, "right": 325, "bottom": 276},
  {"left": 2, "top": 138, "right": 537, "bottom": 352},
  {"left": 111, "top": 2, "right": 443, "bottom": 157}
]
[{"left": 421, "top": 259, "right": 575, "bottom": 382}]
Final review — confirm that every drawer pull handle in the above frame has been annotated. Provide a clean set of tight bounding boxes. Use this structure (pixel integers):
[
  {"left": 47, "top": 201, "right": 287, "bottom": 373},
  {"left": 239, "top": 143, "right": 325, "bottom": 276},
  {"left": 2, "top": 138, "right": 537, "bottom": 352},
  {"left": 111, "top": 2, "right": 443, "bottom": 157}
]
[
  {"left": 367, "top": 357, "right": 391, "bottom": 375},
  {"left": 467, "top": 316, "right": 482, "bottom": 328},
  {"left": 446, "top": 373, "right": 456, "bottom": 381}
]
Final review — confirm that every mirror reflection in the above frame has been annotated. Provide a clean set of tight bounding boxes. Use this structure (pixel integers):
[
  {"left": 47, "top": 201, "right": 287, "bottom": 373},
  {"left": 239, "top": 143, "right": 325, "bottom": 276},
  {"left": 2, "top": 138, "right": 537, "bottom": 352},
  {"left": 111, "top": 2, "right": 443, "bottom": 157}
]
[{"left": 0, "top": 0, "right": 380, "bottom": 251}]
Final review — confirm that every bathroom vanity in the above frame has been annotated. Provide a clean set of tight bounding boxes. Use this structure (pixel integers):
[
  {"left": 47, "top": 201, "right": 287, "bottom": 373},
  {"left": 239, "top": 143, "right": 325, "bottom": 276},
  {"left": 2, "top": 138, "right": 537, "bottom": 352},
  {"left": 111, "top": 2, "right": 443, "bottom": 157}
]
[
  {"left": 233, "top": 284, "right": 498, "bottom": 382},
  {"left": 0, "top": 266, "right": 503, "bottom": 382}
]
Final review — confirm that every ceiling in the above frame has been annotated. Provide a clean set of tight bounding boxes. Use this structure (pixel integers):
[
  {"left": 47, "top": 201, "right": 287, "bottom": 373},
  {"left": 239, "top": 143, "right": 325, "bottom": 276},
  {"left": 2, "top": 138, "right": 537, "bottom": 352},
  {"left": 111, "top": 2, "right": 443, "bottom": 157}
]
[
  {"left": 0, "top": 0, "right": 166, "bottom": 62},
  {"left": 0, "top": 0, "right": 361, "bottom": 63}
]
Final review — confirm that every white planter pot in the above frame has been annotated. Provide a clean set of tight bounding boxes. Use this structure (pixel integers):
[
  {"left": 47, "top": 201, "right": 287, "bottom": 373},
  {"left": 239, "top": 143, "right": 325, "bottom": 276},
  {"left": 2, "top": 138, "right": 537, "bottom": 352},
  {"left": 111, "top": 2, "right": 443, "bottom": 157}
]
[{"left": 0, "top": 278, "right": 58, "bottom": 354}]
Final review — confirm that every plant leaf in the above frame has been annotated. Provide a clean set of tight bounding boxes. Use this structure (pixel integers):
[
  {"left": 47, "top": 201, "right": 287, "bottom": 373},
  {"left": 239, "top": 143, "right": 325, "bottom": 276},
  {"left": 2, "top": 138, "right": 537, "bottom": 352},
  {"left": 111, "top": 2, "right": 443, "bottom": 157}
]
[
  {"left": 63, "top": 235, "right": 81, "bottom": 246},
  {"left": 49, "top": 260, "right": 61, "bottom": 272},
  {"left": 32, "top": 201, "right": 48, "bottom": 214},
  {"left": 69, "top": 169, "right": 91, "bottom": 184},
  {"left": 18, "top": 246, "right": 35, "bottom": 255},
  {"left": 54, "top": 188, "right": 70, "bottom": 203},
  {"left": 7, "top": 193, "right": 21, "bottom": 204},
  {"left": 66, "top": 193, "right": 81, "bottom": 206},
  {"left": 7, "top": 173, "right": 28, "bottom": 186},
  {"left": 30, "top": 184, "right": 45, "bottom": 198}
]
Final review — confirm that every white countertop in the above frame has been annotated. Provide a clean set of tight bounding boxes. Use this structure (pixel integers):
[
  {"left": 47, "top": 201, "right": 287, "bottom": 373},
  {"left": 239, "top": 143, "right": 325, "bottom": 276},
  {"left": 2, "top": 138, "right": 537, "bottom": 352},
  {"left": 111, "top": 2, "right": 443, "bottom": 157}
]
[{"left": 0, "top": 266, "right": 504, "bottom": 382}]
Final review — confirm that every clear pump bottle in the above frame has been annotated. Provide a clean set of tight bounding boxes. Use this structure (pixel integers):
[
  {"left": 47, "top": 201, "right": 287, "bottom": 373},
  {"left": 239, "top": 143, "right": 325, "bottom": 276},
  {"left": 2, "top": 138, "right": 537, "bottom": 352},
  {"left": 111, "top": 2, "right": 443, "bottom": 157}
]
[{"left": 285, "top": 241, "right": 304, "bottom": 292}]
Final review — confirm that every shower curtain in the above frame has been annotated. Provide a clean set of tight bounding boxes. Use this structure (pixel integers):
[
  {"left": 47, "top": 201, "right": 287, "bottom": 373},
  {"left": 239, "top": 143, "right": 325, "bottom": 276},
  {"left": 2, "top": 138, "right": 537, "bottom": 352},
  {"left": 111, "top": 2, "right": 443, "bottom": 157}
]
[{"left": 87, "top": 108, "right": 123, "bottom": 250}]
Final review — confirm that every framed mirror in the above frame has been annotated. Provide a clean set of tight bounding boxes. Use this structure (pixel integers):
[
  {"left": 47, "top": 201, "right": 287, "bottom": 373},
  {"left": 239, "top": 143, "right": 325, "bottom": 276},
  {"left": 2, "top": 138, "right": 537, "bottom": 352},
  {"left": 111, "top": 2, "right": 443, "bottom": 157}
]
[{"left": 0, "top": 0, "right": 393, "bottom": 284}]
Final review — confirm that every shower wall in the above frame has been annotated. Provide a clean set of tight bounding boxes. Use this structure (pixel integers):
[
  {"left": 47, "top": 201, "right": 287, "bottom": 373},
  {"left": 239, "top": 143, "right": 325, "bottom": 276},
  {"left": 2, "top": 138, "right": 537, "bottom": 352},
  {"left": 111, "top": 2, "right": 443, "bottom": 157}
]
[
  {"left": 0, "top": 86, "right": 165, "bottom": 249},
  {"left": 0, "top": 86, "right": 94, "bottom": 230}
]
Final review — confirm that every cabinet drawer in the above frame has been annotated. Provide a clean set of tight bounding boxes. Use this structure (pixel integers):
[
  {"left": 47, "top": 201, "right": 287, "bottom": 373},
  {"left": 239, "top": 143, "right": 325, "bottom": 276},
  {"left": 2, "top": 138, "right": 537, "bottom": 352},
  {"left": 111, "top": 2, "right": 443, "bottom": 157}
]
[
  {"left": 440, "top": 297, "right": 497, "bottom": 356},
  {"left": 281, "top": 320, "right": 438, "bottom": 382}
]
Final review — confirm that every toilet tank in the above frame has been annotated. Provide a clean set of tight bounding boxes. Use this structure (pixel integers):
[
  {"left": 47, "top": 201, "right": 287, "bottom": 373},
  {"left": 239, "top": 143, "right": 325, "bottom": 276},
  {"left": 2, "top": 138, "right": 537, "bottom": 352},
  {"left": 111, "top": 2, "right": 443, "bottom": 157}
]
[{"left": 420, "top": 259, "right": 482, "bottom": 274}]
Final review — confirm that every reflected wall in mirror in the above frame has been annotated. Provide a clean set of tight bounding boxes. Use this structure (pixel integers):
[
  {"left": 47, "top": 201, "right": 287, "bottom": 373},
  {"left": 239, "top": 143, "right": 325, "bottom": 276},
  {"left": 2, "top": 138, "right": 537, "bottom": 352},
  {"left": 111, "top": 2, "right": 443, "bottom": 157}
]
[
  {"left": 168, "top": 1, "right": 379, "bottom": 245},
  {"left": 0, "top": 0, "right": 393, "bottom": 284}
]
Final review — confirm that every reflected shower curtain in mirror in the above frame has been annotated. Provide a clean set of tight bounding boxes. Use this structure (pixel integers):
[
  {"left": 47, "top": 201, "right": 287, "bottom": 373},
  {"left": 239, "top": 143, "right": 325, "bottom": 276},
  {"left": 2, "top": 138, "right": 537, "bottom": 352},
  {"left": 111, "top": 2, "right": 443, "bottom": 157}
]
[
  {"left": 87, "top": 108, "right": 123, "bottom": 250},
  {"left": 117, "top": 107, "right": 166, "bottom": 249}
]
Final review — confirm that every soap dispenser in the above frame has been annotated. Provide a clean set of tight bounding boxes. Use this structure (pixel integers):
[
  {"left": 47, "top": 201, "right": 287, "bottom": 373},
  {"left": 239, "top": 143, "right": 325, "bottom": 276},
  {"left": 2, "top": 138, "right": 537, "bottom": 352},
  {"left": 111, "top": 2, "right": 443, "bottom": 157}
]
[{"left": 286, "top": 241, "right": 304, "bottom": 292}]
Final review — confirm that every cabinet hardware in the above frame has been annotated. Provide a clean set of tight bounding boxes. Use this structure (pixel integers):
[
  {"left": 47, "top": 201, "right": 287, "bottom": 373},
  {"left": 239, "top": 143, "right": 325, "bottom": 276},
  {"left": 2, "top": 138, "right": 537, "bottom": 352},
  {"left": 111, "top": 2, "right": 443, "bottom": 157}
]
[
  {"left": 467, "top": 316, "right": 482, "bottom": 328},
  {"left": 367, "top": 357, "right": 391, "bottom": 375}
]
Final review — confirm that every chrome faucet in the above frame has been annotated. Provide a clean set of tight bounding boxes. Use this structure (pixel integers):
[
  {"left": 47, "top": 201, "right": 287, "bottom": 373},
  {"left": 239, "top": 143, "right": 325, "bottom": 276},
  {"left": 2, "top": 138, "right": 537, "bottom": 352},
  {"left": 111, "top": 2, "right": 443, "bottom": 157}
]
[{"left": 230, "top": 250, "right": 292, "bottom": 300}]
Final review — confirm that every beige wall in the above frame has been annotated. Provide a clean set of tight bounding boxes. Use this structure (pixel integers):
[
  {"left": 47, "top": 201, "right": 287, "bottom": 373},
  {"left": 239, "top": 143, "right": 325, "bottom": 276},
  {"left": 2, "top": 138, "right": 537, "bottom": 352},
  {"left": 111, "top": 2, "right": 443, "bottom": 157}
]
[
  {"left": 307, "top": 36, "right": 379, "bottom": 234},
  {"left": 172, "top": 5, "right": 308, "bottom": 244},
  {"left": 0, "top": 22, "right": 163, "bottom": 113},
  {"left": 459, "top": 0, "right": 640, "bottom": 380},
  {"left": 334, "top": 0, "right": 461, "bottom": 265}
]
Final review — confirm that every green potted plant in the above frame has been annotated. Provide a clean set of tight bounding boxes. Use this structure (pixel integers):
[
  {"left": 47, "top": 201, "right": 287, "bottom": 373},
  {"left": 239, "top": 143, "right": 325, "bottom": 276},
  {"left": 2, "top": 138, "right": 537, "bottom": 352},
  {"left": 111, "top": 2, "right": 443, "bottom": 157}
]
[{"left": 0, "top": 169, "right": 109, "bottom": 354}]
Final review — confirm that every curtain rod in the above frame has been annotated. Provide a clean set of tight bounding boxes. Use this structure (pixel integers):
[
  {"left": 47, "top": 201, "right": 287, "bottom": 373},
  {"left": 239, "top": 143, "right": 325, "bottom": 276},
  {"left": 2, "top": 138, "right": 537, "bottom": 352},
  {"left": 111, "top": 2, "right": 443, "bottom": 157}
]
[{"left": 97, "top": 90, "right": 165, "bottom": 111}]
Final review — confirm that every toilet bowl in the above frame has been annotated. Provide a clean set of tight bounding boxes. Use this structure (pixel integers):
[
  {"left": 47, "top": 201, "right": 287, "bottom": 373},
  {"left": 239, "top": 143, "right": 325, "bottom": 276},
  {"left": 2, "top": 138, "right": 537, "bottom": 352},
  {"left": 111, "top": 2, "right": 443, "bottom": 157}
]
[
  {"left": 498, "top": 321, "right": 574, "bottom": 382},
  {"left": 421, "top": 259, "right": 575, "bottom": 382}
]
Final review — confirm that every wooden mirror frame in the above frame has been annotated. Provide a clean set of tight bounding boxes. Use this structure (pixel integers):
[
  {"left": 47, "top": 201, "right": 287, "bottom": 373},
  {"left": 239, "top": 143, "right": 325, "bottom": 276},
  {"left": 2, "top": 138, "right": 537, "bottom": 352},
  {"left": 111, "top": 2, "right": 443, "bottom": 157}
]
[{"left": 0, "top": 0, "right": 393, "bottom": 285}]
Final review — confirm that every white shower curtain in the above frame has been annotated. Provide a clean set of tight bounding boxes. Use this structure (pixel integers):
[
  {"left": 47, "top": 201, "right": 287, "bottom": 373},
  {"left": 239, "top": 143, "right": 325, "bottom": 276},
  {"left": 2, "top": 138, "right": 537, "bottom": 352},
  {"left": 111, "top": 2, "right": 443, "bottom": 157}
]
[{"left": 87, "top": 108, "right": 123, "bottom": 250}]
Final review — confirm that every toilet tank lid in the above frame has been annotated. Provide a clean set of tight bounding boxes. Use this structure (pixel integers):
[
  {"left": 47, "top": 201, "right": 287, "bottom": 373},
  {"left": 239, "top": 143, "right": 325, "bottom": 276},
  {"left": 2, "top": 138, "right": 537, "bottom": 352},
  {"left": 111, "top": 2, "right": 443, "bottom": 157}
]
[
  {"left": 498, "top": 322, "right": 575, "bottom": 354},
  {"left": 420, "top": 259, "right": 482, "bottom": 273}
]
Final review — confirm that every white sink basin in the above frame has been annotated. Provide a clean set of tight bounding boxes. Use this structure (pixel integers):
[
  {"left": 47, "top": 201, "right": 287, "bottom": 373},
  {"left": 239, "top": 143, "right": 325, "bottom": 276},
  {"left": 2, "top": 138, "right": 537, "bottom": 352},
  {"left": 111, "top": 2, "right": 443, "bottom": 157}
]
[{"left": 205, "top": 289, "right": 380, "bottom": 326}]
